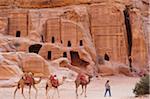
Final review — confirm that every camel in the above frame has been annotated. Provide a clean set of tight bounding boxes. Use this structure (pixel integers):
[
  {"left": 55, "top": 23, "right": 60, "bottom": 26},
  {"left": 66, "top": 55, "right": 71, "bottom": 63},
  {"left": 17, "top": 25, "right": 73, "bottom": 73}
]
[
  {"left": 45, "top": 75, "right": 66, "bottom": 99},
  {"left": 13, "top": 73, "right": 42, "bottom": 99},
  {"left": 75, "top": 73, "right": 92, "bottom": 97}
]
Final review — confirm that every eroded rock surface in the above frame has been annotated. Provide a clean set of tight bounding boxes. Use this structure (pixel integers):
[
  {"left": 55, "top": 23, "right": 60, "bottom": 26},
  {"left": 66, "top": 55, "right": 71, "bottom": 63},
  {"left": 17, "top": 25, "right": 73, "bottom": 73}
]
[{"left": 0, "top": 0, "right": 149, "bottom": 77}]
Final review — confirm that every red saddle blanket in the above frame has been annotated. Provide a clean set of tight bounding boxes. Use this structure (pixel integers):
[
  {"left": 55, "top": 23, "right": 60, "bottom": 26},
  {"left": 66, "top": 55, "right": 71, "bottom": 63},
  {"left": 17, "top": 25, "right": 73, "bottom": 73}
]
[
  {"left": 50, "top": 75, "right": 59, "bottom": 88},
  {"left": 24, "top": 76, "right": 33, "bottom": 85},
  {"left": 77, "top": 74, "right": 87, "bottom": 84}
]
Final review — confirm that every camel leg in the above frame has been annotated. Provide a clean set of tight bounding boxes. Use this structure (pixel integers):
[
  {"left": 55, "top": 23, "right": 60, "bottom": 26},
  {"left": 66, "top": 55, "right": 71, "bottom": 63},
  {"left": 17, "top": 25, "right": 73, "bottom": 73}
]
[
  {"left": 80, "top": 85, "right": 84, "bottom": 95},
  {"left": 75, "top": 83, "right": 79, "bottom": 96},
  {"left": 46, "top": 85, "right": 51, "bottom": 99},
  {"left": 29, "top": 86, "right": 31, "bottom": 99},
  {"left": 21, "top": 87, "right": 26, "bottom": 99},
  {"left": 51, "top": 89, "right": 56, "bottom": 99},
  {"left": 75, "top": 86, "right": 79, "bottom": 99},
  {"left": 84, "top": 85, "right": 87, "bottom": 97},
  {"left": 14, "top": 87, "right": 18, "bottom": 99},
  {"left": 33, "top": 84, "right": 38, "bottom": 99},
  {"left": 56, "top": 88, "right": 60, "bottom": 98}
]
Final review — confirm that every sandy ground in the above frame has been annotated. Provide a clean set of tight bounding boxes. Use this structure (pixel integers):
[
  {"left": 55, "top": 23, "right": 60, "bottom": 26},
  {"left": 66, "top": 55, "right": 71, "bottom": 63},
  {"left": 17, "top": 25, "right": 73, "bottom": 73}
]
[{"left": 0, "top": 75, "right": 148, "bottom": 99}]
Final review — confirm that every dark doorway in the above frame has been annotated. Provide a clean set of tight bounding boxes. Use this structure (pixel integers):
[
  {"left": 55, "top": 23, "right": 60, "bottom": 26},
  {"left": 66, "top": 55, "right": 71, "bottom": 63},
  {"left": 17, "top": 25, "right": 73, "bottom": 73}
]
[
  {"left": 52, "top": 36, "right": 55, "bottom": 43},
  {"left": 63, "top": 52, "right": 67, "bottom": 57},
  {"left": 48, "top": 51, "right": 51, "bottom": 60},
  {"left": 16, "top": 31, "right": 21, "bottom": 37},
  {"left": 61, "top": 40, "right": 63, "bottom": 44},
  {"left": 70, "top": 51, "right": 89, "bottom": 67},
  {"left": 41, "top": 35, "right": 44, "bottom": 42},
  {"left": 80, "top": 40, "right": 83, "bottom": 46},
  {"left": 29, "top": 44, "right": 42, "bottom": 54},
  {"left": 104, "top": 53, "right": 109, "bottom": 61},
  {"left": 67, "top": 41, "right": 71, "bottom": 47}
]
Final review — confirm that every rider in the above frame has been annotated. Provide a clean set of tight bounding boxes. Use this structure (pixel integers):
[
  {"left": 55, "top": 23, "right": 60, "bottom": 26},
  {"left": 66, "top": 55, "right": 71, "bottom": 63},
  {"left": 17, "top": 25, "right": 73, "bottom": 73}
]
[
  {"left": 49, "top": 74, "right": 59, "bottom": 88},
  {"left": 23, "top": 72, "right": 33, "bottom": 85}
]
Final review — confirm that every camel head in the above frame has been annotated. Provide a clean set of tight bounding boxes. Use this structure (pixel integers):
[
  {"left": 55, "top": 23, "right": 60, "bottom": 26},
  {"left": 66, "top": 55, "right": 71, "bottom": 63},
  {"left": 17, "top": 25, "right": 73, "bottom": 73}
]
[
  {"left": 58, "top": 76, "right": 67, "bottom": 86},
  {"left": 34, "top": 77, "right": 42, "bottom": 84},
  {"left": 87, "top": 75, "right": 92, "bottom": 84},
  {"left": 88, "top": 75, "right": 93, "bottom": 79}
]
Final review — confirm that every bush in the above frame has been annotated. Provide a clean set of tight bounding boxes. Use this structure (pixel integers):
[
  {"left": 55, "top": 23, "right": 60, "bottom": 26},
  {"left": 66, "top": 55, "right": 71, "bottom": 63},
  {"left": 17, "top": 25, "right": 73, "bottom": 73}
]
[{"left": 133, "top": 75, "right": 150, "bottom": 96}]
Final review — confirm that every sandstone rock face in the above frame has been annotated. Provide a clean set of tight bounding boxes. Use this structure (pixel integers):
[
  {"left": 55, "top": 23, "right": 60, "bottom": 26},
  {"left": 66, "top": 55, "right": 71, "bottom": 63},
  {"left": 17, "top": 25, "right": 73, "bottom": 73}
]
[
  {"left": 0, "top": 0, "right": 149, "bottom": 76},
  {"left": 0, "top": 52, "right": 51, "bottom": 79},
  {"left": 20, "top": 53, "right": 51, "bottom": 77},
  {"left": 98, "top": 65, "right": 114, "bottom": 76},
  {"left": 0, "top": 53, "right": 23, "bottom": 80},
  {"left": 98, "top": 61, "right": 133, "bottom": 76}
]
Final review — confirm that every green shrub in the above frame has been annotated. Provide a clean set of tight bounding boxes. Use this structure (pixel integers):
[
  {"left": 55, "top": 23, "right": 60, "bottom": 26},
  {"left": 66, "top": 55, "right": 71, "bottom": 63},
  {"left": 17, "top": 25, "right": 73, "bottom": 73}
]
[{"left": 133, "top": 75, "right": 150, "bottom": 96}]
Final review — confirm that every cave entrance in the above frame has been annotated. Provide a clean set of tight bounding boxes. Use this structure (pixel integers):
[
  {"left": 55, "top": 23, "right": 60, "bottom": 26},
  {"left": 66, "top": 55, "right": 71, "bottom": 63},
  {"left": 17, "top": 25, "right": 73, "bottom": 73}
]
[
  {"left": 70, "top": 51, "right": 89, "bottom": 68},
  {"left": 47, "top": 51, "right": 51, "bottom": 60},
  {"left": 63, "top": 52, "right": 67, "bottom": 57},
  {"left": 16, "top": 31, "right": 21, "bottom": 37},
  {"left": 104, "top": 53, "right": 109, "bottom": 61},
  {"left": 29, "top": 44, "right": 42, "bottom": 54},
  {"left": 123, "top": 6, "right": 133, "bottom": 71}
]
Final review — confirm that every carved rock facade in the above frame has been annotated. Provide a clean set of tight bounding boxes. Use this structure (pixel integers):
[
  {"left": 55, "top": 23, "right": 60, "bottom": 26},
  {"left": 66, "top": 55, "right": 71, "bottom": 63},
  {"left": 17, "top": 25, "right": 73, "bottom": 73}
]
[{"left": 0, "top": 0, "right": 149, "bottom": 76}]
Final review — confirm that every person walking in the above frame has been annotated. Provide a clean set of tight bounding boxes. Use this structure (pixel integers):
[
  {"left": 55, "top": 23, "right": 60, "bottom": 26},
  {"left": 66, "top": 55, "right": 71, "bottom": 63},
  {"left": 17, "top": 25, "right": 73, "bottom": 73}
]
[{"left": 104, "top": 80, "right": 111, "bottom": 97}]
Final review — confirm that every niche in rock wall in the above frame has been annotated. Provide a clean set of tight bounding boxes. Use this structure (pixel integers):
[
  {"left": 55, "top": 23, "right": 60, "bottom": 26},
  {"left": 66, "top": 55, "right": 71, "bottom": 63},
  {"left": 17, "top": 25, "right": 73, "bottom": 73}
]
[
  {"left": 63, "top": 52, "right": 67, "bottom": 57},
  {"left": 16, "top": 31, "right": 21, "bottom": 37},
  {"left": 80, "top": 40, "right": 83, "bottom": 46},
  {"left": 52, "top": 36, "right": 55, "bottom": 43},
  {"left": 104, "top": 53, "right": 110, "bottom": 61},
  {"left": 47, "top": 51, "right": 51, "bottom": 60},
  {"left": 41, "top": 35, "right": 44, "bottom": 42},
  {"left": 29, "top": 44, "right": 42, "bottom": 54},
  {"left": 70, "top": 51, "right": 89, "bottom": 68},
  {"left": 67, "top": 41, "right": 71, "bottom": 47}
]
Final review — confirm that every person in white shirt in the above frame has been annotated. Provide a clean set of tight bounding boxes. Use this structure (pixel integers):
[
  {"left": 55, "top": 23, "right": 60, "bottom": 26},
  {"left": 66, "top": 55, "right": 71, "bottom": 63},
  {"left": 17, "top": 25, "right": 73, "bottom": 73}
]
[{"left": 104, "top": 80, "right": 111, "bottom": 97}]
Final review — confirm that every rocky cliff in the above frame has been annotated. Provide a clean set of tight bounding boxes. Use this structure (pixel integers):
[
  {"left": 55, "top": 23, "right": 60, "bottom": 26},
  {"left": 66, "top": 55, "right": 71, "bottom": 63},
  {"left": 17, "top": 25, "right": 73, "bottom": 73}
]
[{"left": 0, "top": 0, "right": 149, "bottom": 78}]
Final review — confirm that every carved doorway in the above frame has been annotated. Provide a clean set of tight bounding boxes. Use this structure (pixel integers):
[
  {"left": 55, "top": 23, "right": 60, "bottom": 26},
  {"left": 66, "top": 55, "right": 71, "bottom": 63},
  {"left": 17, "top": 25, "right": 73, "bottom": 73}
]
[
  {"left": 48, "top": 51, "right": 51, "bottom": 60},
  {"left": 67, "top": 41, "right": 71, "bottom": 47},
  {"left": 29, "top": 44, "right": 42, "bottom": 54},
  {"left": 16, "top": 31, "right": 21, "bottom": 37},
  {"left": 70, "top": 51, "right": 89, "bottom": 67},
  {"left": 63, "top": 52, "right": 67, "bottom": 57}
]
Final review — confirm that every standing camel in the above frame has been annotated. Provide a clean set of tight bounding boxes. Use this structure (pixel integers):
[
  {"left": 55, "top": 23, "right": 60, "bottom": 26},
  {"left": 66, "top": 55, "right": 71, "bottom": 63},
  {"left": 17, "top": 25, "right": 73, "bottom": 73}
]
[
  {"left": 45, "top": 75, "right": 66, "bottom": 99},
  {"left": 13, "top": 73, "right": 42, "bottom": 99},
  {"left": 75, "top": 73, "right": 92, "bottom": 97}
]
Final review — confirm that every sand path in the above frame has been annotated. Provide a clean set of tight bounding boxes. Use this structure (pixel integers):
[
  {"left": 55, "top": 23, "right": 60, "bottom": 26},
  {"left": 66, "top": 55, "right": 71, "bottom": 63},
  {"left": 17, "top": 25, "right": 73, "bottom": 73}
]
[{"left": 0, "top": 75, "right": 145, "bottom": 99}]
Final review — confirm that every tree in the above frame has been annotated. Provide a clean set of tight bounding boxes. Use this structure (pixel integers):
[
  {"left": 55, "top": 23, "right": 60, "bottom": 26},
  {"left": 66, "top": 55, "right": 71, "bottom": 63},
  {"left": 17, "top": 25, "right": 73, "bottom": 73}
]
[{"left": 133, "top": 75, "right": 150, "bottom": 96}]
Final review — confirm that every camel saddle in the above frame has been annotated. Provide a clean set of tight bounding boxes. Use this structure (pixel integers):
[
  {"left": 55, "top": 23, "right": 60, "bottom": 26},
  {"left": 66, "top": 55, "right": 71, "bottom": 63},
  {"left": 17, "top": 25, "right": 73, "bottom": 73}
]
[
  {"left": 78, "top": 74, "right": 87, "bottom": 84},
  {"left": 50, "top": 76, "right": 59, "bottom": 88},
  {"left": 24, "top": 76, "right": 34, "bottom": 85}
]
